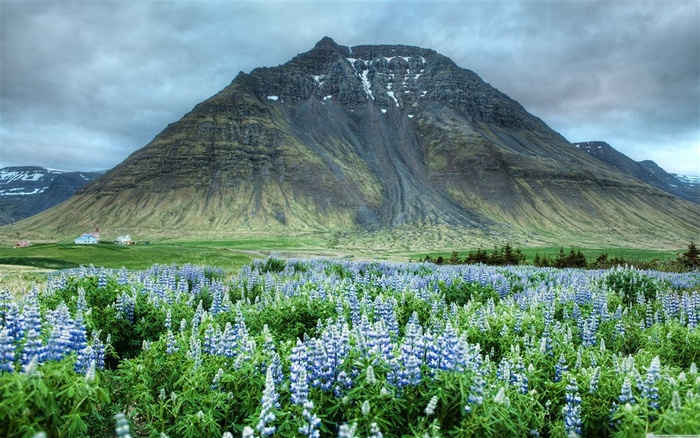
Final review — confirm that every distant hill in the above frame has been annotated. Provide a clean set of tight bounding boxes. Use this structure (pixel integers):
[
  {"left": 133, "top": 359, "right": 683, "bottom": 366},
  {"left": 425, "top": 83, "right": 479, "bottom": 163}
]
[
  {"left": 0, "top": 167, "right": 103, "bottom": 225},
  {"left": 572, "top": 141, "right": 699, "bottom": 204},
  {"left": 6, "top": 37, "right": 699, "bottom": 248}
]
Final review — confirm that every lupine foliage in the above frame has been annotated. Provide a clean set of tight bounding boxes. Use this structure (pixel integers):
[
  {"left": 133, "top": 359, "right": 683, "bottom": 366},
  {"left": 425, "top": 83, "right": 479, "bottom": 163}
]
[{"left": 1, "top": 260, "right": 700, "bottom": 437}]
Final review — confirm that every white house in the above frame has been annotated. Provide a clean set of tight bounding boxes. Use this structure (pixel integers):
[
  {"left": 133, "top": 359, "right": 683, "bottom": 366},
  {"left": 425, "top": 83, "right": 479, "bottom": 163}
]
[
  {"left": 75, "top": 233, "right": 98, "bottom": 244},
  {"left": 115, "top": 235, "right": 134, "bottom": 245}
]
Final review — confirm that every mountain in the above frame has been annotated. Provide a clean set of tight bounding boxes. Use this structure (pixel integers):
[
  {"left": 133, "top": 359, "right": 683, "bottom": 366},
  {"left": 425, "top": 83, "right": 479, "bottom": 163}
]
[
  {"left": 7, "top": 37, "right": 700, "bottom": 248},
  {"left": 0, "top": 167, "right": 103, "bottom": 225},
  {"left": 573, "top": 141, "right": 699, "bottom": 204}
]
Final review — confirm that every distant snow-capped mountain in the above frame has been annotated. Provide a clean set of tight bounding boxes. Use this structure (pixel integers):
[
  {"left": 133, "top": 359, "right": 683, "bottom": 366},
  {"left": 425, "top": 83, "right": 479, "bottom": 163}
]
[
  {"left": 572, "top": 141, "right": 699, "bottom": 204},
  {"left": 0, "top": 166, "right": 103, "bottom": 225},
  {"left": 673, "top": 174, "right": 700, "bottom": 185}
]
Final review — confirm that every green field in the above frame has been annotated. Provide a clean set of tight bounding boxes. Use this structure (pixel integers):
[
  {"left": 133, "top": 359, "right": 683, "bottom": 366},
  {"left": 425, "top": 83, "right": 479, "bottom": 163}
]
[
  {"left": 0, "top": 242, "right": 255, "bottom": 270},
  {"left": 413, "top": 245, "right": 685, "bottom": 264},
  {"left": 0, "top": 237, "right": 689, "bottom": 271}
]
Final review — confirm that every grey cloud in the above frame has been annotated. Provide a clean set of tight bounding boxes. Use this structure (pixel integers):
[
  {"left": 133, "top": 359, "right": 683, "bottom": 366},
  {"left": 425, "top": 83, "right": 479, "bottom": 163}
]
[{"left": 1, "top": 1, "right": 698, "bottom": 176}]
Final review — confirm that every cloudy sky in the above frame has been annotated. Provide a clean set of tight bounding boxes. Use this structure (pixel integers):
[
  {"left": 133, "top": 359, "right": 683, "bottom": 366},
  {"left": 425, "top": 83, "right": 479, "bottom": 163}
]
[{"left": 2, "top": 1, "right": 699, "bottom": 176}]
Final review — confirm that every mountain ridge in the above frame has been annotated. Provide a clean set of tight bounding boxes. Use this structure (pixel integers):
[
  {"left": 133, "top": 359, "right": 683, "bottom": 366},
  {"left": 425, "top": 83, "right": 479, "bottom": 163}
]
[
  {"left": 573, "top": 141, "right": 699, "bottom": 204},
  {"left": 5, "top": 37, "right": 699, "bottom": 248},
  {"left": 0, "top": 166, "right": 103, "bottom": 225}
]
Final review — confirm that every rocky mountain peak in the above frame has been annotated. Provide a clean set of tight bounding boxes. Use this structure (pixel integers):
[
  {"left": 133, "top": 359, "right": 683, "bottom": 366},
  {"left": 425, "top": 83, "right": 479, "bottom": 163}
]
[{"left": 12, "top": 38, "right": 699, "bottom": 246}]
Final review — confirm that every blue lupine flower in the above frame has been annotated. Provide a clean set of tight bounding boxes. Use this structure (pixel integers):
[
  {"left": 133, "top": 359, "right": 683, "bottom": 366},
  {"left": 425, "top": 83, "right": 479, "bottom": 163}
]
[
  {"left": 642, "top": 356, "right": 661, "bottom": 410},
  {"left": 290, "top": 340, "right": 309, "bottom": 405},
  {"left": 0, "top": 327, "right": 15, "bottom": 372},
  {"left": 166, "top": 330, "right": 179, "bottom": 354},
  {"left": 589, "top": 367, "right": 601, "bottom": 394},
  {"left": 21, "top": 328, "right": 44, "bottom": 368},
  {"left": 211, "top": 368, "right": 224, "bottom": 390},
  {"left": 337, "top": 423, "right": 357, "bottom": 438},
  {"left": 618, "top": 376, "right": 634, "bottom": 405},
  {"left": 562, "top": 377, "right": 582, "bottom": 437},
  {"left": 257, "top": 367, "right": 279, "bottom": 437},
  {"left": 555, "top": 354, "right": 568, "bottom": 383},
  {"left": 44, "top": 325, "right": 71, "bottom": 362},
  {"left": 368, "top": 422, "right": 383, "bottom": 438},
  {"left": 298, "top": 400, "right": 321, "bottom": 438},
  {"left": 114, "top": 412, "right": 132, "bottom": 438}
]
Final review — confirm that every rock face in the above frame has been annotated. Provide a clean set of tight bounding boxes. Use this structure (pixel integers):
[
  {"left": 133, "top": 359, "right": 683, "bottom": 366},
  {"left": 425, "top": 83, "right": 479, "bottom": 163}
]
[
  {"left": 0, "top": 167, "right": 103, "bottom": 225},
  {"left": 573, "top": 141, "right": 700, "bottom": 204},
  {"left": 12, "top": 37, "right": 700, "bottom": 245}
]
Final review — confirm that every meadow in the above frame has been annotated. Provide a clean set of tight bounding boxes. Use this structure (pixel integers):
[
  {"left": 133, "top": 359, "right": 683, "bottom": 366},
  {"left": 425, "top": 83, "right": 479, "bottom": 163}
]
[{"left": 1, "top": 256, "right": 700, "bottom": 437}]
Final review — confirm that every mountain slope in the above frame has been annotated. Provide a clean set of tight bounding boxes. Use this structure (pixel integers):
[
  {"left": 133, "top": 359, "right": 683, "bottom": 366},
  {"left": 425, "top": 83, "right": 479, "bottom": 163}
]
[
  {"left": 573, "top": 141, "right": 699, "bottom": 204},
  {"left": 0, "top": 167, "right": 103, "bottom": 225},
  {"left": 8, "top": 37, "right": 700, "bottom": 247}
]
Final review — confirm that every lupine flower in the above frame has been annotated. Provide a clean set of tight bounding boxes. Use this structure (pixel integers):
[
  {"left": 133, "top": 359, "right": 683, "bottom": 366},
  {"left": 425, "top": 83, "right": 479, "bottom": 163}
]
[
  {"left": 290, "top": 340, "right": 309, "bottom": 405},
  {"left": 337, "top": 423, "right": 357, "bottom": 438},
  {"left": 642, "top": 356, "right": 661, "bottom": 410},
  {"left": 256, "top": 367, "right": 279, "bottom": 436},
  {"left": 672, "top": 391, "right": 682, "bottom": 411},
  {"left": 562, "top": 377, "right": 582, "bottom": 437},
  {"left": 368, "top": 422, "right": 383, "bottom": 438},
  {"left": 425, "top": 395, "right": 438, "bottom": 416},
  {"left": 365, "top": 365, "right": 376, "bottom": 385},
  {"left": 298, "top": 400, "right": 321, "bottom": 438},
  {"left": 361, "top": 400, "right": 370, "bottom": 416},
  {"left": 114, "top": 412, "right": 132, "bottom": 438},
  {"left": 211, "top": 368, "right": 224, "bottom": 390},
  {"left": 555, "top": 354, "right": 568, "bottom": 383},
  {"left": 0, "top": 327, "right": 15, "bottom": 372},
  {"left": 21, "top": 328, "right": 44, "bottom": 368},
  {"left": 618, "top": 376, "right": 634, "bottom": 405},
  {"left": 589, "top": 367, "right": 601, "bottom": 394},
  {"left": 166, "top": 330, "right": 179, "bottom": 354}
]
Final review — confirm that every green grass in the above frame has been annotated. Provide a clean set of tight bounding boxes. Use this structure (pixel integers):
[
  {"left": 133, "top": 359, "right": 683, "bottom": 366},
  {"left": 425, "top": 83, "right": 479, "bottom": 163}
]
[
  {"left": 0, "top": 242, "right": 255, "bottom": 270},
  {"left": 409, "top": 246, "right": 684, "bottom": 264},
  {"left": 0, "top": 237, "right": 689, "bottom": 271}
]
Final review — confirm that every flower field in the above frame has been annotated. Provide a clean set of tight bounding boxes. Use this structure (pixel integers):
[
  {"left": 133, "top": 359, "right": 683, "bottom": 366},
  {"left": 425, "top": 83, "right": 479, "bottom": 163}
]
[{"left": 1, "top": 258, "right": 700, "bottom": 437}]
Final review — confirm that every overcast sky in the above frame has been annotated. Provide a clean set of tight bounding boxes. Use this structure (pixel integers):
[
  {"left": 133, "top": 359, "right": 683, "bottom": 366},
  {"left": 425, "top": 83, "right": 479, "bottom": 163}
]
[{"left": 2, "top": 1, "right": 699, "bottom": 176}]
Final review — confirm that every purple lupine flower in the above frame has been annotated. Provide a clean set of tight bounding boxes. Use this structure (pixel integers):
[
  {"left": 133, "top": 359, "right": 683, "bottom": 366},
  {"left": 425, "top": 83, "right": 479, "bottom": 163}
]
[
  {"left": 257, "top": 367, "right": 279, "bottom": 436},
  {"left": 0, "top": 327, "right": 15, "bottom": 372},
  {"left": 562, "top": 377, "right": 582, "bottom": 437}
]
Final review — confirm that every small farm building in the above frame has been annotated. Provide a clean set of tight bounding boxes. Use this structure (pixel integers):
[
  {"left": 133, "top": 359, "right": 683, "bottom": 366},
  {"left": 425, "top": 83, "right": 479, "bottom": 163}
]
[
  {"left": 75, "top": 233, "right": 98, "bottom": 244},
  {"left": 115, "top": 235, "right": 134, "bottom": 245}
]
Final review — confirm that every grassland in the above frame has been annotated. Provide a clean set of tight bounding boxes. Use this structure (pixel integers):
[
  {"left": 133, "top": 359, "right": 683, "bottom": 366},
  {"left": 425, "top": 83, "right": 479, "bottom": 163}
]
[
  {"left": 0, "top": 235, "right": 689, "bottom": 272},
  {"left": 411, "top": 246, "right": 685, "bottom": 264}
]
